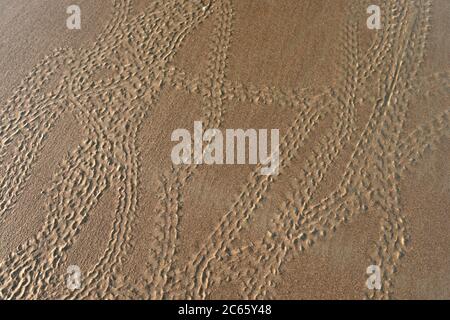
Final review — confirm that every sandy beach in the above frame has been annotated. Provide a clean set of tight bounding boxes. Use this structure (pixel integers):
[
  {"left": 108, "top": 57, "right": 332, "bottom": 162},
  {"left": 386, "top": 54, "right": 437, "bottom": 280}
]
[{"left": 0, "top": 0, "right": 449, "bottom": 299}]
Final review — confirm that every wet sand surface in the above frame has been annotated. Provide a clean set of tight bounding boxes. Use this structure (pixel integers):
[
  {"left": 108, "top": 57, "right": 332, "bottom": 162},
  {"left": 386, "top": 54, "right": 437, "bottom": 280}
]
[{"left": 0, "top": 0, "right": 449, "bottom": 299}]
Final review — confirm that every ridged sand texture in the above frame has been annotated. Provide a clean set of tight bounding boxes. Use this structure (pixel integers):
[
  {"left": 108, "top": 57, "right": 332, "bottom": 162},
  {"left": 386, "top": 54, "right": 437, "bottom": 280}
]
[{"left": 0, "top": 0, "right": 449, "bottom": 299}]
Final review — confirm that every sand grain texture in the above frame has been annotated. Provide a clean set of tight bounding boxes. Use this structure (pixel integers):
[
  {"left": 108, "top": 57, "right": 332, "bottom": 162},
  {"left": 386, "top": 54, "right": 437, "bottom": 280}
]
[{"left": 0, "top": 0, "right": 449, "bottom": 300}]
